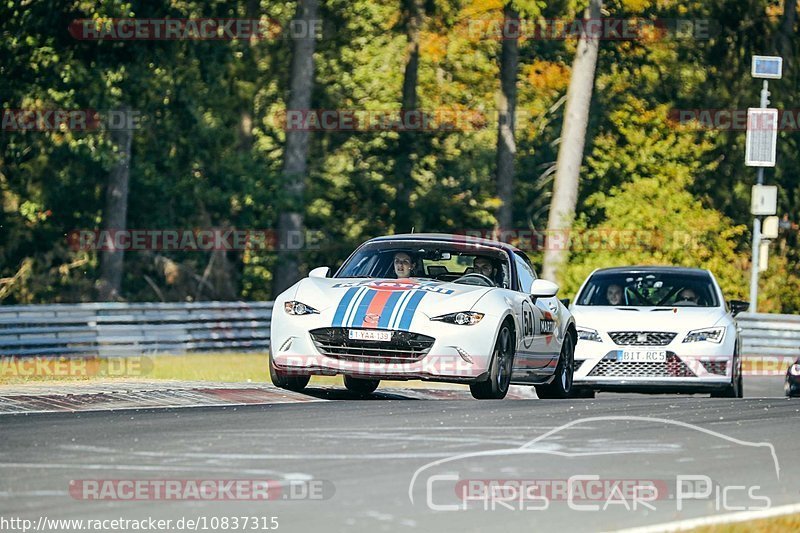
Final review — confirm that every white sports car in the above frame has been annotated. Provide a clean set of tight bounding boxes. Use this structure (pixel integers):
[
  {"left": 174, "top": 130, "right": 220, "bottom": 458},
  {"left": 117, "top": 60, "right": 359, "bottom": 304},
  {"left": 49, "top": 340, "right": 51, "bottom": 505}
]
[
  {"left": 571, "top": 266, "right": 748, "bottom": 397},
  {"left": 270, "top": 233, "right": 576, "bottom": 399}
]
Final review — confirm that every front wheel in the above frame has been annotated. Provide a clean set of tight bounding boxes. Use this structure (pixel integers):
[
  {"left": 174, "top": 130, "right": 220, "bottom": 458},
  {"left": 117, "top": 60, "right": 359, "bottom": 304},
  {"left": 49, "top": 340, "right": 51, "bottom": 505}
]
[
  {"left": 470, "top": 324, "right": 515, "bottom": 399},
  {"left": 535, "top": 333, "right": 575, "bottom": 399},
  {"left": 711, "top": 354, "right": 743, "bottom": 398},
  {"left": 269, "top": 353, "right": 310, "bottom": 392},
  {"left": 343, "top": 375, "right": 380, "bottom": 394}
]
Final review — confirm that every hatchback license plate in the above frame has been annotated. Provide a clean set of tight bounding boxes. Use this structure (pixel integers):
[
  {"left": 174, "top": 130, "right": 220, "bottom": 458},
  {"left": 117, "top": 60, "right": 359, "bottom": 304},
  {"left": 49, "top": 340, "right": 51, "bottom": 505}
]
[{"left": 618, "top": 350, "right": 667, "bottom": 362}]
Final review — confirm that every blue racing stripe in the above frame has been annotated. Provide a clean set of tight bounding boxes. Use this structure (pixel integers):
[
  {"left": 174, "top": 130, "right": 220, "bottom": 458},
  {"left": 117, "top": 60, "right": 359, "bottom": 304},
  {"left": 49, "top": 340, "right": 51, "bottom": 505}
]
[
  {"left": 349, "top": 289, "right": 377, "bottom": 326},
  {"left": 332, "top": 287, "right": 360, "bottom": 327},
  {"left": 377, "top": 292, "right": 403, "bottom": 328},
  {"left": 398, "top": 291, "right": 426, "bottom": 330}
]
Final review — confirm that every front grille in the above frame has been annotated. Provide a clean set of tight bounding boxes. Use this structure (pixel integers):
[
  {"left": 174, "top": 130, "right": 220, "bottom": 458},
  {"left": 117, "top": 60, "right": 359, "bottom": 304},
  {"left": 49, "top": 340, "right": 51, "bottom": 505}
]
[
  {"left": 609, "top": 331, "right": 677, "bottom": 346},
  {"left": 588, "top": 354, "right": 695, "bottom": 378},
  {"left": 701, "top": 360, "right": 728, "bottom": 376},
  {"left": 310, "top": 328, "right": 434, "bottom": 363}
]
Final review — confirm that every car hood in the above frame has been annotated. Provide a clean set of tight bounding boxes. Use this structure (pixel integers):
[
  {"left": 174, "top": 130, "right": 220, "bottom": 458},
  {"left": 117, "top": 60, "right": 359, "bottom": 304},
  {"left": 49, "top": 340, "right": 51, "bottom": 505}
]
[
  {"left": 293, "top": 277, "right": 493, "bottom": 329},
  {"left": 571, "top": 306, "right": 730, "bottom": 332}
]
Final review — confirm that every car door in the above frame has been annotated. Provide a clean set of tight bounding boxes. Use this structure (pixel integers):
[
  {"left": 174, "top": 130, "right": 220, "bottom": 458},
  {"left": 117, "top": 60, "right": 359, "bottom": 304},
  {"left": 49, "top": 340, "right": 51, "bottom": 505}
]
[{"left": 510, "top": 252, "right": 555, "bottom": 381}]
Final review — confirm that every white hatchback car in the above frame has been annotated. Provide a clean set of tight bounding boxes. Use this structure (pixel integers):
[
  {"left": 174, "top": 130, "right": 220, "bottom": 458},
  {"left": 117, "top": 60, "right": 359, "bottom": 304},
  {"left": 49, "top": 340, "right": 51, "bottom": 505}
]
[{"left": 570, "top": 266, "right": 748, "bottom": 397}]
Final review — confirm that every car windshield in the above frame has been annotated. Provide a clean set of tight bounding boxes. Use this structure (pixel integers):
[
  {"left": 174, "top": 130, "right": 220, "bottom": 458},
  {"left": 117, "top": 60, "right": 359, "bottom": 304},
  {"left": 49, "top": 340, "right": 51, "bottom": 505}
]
[
  {"left": 576, "top": 270, "right": 719, "bottom": 307},
  {"left": 335, "top": 241, "right": 511, "bottom": 288}
]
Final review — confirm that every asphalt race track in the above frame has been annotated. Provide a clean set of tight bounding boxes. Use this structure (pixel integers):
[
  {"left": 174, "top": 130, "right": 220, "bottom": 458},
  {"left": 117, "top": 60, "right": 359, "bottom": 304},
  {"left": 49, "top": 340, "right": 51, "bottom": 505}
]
[{"left": 1, "top": 376, "right": 798, "bottom": 533}]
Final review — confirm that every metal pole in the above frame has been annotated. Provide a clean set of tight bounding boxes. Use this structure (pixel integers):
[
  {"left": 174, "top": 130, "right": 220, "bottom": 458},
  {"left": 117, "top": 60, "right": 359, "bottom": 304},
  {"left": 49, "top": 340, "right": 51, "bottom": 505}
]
[{"left": 749, "top": 80, "right": 770, "bottom": 312}]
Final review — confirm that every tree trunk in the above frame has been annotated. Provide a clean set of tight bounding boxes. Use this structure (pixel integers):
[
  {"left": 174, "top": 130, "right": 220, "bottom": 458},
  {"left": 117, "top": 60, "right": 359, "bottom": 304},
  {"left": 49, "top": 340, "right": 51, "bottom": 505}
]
[
  {"left": 394, "top": 0, "right": 424, "bottom": 234},
  {"left": 97, "top": 106, "right": 133, "bottom": 301},
  {"left": 541, "top": 0, "right": 603, "bottom": 281},
  {"left": 776, "top": 0, "right": 796, "bottom": 69},
  {"left": 272, "top": 0, "right": 319, "bottom": 297},
  {"left": 495, "top": 3, "right": 520, "bottom": 231}
]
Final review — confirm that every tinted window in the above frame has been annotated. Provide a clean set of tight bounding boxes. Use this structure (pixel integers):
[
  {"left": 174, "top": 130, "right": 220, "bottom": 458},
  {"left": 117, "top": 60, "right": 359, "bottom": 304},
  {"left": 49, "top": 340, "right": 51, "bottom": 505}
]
[{"left": 576, "top": 271, "right": 719, "bottom": 307}]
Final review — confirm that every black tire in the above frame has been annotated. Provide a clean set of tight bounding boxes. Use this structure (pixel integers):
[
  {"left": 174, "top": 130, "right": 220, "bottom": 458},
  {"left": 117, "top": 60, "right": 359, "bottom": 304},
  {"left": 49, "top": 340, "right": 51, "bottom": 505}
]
[
  {"left": 269, "top": 352, "right": 310, "bottom": 392},
  {"left": 470, "top": 323, "right": 515, "bottom": 399},
  {"left": 711, "top": 353, "right": 743, "bottom": 398},
  {"left": 343, "top": 375, "right": 380, "bottom": 394},
  {"left": 535, "top": 333, "right": 575, "bottom": 399}
]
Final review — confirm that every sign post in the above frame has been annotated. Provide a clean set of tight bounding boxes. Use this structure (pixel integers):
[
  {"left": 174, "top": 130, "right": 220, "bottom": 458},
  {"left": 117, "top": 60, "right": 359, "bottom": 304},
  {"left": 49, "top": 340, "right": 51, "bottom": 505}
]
[{"left": 746, "top": 55, "right": 781, "bottom": 312}]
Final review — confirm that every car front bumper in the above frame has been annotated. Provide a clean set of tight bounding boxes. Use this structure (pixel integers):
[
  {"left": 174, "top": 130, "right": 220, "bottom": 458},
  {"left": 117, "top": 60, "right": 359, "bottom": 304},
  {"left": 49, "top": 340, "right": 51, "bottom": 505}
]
[
  {"left": 270, "top": 313, "right": 503, "bottom": 382},
  {"left": 573, "top": 337, "right": 736, "bottom": 391}
]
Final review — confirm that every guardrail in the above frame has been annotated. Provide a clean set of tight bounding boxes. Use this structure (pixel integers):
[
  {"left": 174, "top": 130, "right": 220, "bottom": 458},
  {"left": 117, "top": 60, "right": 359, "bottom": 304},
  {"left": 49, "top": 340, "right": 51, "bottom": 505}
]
[
  {"left": 0, "top": 302, "right": 271, "bottom": 357},
  {"left": 0, "top": 303, "right": 797, "bottom": 361},
  {"left": 736, "top": 312, "right": 800, "bottom": 359}
]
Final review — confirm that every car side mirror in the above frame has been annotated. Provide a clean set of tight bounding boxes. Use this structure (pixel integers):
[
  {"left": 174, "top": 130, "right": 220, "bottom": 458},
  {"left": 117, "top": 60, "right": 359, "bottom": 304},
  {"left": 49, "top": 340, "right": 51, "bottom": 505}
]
[
  {"left": 530, "top": 279, "right": 559, "bottom": 299},
  {"left": 309, "top": 266, "right": 330, "bottom": 279},
  {"left": 729, "top": 300, "right": 749, "bottom": 317}
]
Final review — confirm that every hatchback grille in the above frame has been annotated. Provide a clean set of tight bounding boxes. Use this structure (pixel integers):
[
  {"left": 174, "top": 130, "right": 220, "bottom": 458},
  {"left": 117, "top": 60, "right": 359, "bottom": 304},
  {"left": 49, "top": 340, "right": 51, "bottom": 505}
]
[
  {"left": 608, "top": 331, "right": 677, "bottom": 346},
  {"left": 587, "top": 354, "right": 695, "bottom": 378},
  {"left": 310, "top": 328, "right": 434, "bottom": 363},
  {"left": 700, "top": 360, "right": 728, "bottom": 376}
]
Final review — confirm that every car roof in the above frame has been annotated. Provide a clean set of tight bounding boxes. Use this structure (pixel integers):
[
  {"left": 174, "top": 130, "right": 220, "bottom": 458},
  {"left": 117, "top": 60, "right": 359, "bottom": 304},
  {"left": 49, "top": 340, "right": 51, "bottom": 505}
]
[
  {"left": 367, "top": 233, "right": 522, "bottom": 254},
  {"left": 591, "top": 265, "right": 711, "bottom": 276}
]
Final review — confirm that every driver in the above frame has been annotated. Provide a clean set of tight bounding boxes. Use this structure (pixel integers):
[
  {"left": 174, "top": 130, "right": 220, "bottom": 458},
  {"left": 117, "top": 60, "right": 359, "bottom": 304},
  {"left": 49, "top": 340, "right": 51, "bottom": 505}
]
[
  {"left": 472, "top": 256, "right": 496, "bottom": 283},
  {"left": 393, "top": 252, "right": 416, "bottom": 279},
  {"left": 678, "top": 288, "right": 698, "bottom": 304}
]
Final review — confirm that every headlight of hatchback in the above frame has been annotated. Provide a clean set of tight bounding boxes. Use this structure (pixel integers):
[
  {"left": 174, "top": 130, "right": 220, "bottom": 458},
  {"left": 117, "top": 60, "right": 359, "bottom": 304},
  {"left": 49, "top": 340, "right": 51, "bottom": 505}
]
[
  {"left": 682, "top": 327, "right": 725, "bottom": 343},
  {"left": 430, "top": 312, "right": 485, "bottom": 326},
  {"left": 789, "top": 364, "right": 800, "bottom": 376},
  {"left": 284, "top": 301, "right": 320, "bottom": 315},
  {"left": 577, "top": 327, "right": 602, "bottom": 342}
]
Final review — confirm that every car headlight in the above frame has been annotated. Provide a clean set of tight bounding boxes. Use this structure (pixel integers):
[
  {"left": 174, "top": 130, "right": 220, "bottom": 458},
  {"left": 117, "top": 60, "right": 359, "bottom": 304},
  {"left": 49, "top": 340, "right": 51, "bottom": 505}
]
[
  {"left": 682, "top": 327, "right": 725, "bottom": 343},
  {"left": 789, "top": 364, "right": 800, "bottom": 376},
  {"left": 430, "top": 311, "right": 485, "bottom": 326},
  {"left": 284, "top": 301, "right": 320, "bottom": 315},
  {"left": 577, "top": 327, "right": 602, "bottom": 342}
]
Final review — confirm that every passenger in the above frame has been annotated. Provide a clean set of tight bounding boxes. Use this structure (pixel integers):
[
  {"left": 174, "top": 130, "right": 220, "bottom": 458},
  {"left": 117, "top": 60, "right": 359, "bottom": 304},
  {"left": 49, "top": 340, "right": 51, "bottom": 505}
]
[
  {"left": 393, "top": 252, "right": 416, "bottom": 279},
  {"left": 606, "top": 284, "right": 624, "bottom": 306}
]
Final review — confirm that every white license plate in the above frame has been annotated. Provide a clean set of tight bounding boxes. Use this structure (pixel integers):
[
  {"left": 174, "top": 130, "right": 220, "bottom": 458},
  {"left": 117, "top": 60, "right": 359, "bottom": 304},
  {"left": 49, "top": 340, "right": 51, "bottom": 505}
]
[
  {"left": 348, "top": 329, "right": 392, "bottom": 342},
  {"left": 618, "top": 350, "right": 667, "bottom": 363}
]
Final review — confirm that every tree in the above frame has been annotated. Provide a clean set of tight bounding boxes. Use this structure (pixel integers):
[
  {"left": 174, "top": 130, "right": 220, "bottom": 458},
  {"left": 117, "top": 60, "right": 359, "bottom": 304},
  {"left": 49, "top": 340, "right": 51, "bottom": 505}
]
[
  {"left": 393, "top": 0, "right": 426, "bottom": 234},
  {"left": 541, "top": 0, "right": 602, "bottom": 281},
  {"left": 97, "top": 107, "right": 133, "bottom": 301},
  {"left": 495, "top": 2, "right": 520, "bottom": 230},
  {"left": 273, "top": 0, "right": 320, "bottom": 297}
]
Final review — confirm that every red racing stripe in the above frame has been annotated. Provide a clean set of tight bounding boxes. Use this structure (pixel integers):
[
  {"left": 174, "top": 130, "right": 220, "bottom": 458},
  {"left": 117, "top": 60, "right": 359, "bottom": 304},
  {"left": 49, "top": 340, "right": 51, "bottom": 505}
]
[{"left": 360, "top": 289, "right": 393, "bottom": 327}]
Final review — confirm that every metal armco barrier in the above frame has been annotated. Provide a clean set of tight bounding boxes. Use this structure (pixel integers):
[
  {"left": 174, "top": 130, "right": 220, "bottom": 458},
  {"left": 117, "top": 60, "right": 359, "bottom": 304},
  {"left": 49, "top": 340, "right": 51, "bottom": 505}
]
[
  {"left": 736, "top": 312, "right": 800, "bottom": 359},
  {"left": 0, "top": 303, "right": 797, "bottom": 360},
  {"left": 0, "top": 302, "right": 271, "bottom": 357}
]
